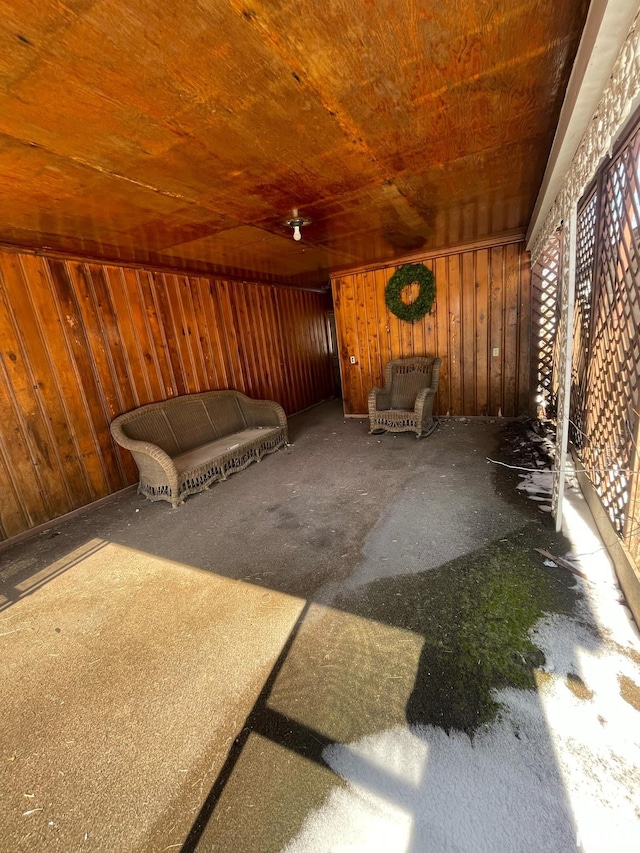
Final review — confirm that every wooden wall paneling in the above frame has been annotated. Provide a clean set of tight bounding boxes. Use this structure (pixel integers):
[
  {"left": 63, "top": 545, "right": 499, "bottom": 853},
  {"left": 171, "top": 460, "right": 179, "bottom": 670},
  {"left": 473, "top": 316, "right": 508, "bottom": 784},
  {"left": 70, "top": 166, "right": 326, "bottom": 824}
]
[
  {"left": 186, "top": 277, "right": 211, "bottom": 391},
  {"left": 257, "top": 284, "right": 281, "bottom": 402},
  {"left": 248, "top": 286, "right": 272, "bottom": 402},
  {"left": 217, "top": 279, "right": 247, "bottom": 395},
  {"left": 205, "top": 280, "right": 235, "bottom": 391},
  {"left": 461, "top": 251, "right": 477, "bottom": 415},
  {"left": 331, "top": 241, "right": 531, "bottom": 417},
  {"left": 517, "top": 252, "right": 532, "bottom": 417},
  {"left": 300, "top": 293, "right": 317, "bottom": 404},
  {"left": 269, "top": 287, "right": 294, "bottom": 410},
  {"left": 120, "top": 267, "right": 159, "bottom": 402},
  {"left": 275, "top": 288, "right": 296, "bottom": 408},
  {"left": 503, "top": 243, "right": 521, "bottom": 417},
  {"left": 447, "top": 254, "right": 463, "bottom": 415},
  {"left": 178, "top": 275, "right": 206, "bottom": 394},
  {"left": 153, "top": 273, "right": 188, "bottom": 396},
  {"left": 190, "top": 279, "right": 216, "bottom": 390},
  {"left": 301, "top": 292, "right": 319, "bottom": 404},
  {"left": 170, "top": 274, "right": 205, "bottom": 395},
  {"left": 0, "top": 248, "right": 334, "bottom": 541},
  {"left": 367, "top": 269, "right": 393, "bottom": 376},
  {"left": 105, "top": 265, "right": 152, "bottom": 406},
  {"left": 434, "top": 256, "right": 450, "bottom": 415},
  {"left": 363, "top": 270, "right": 382, "bottom": 395},
  {"left": 72, "top": 263, "right": 136, "bottom": 484},
  {"left": 87, "top": 265, "right": 139, "bottom": 411},
  {"left": 489, "top": 246, "right": 505, "bottom": 416},
  {"left": 0, "top": 437, "right": 26, "bottom": 540},
  {"left": 0, "top": 258, "right": 60, "bottom": 528},
  {"left": 411, "top": 281, "right": 427, "bottom": 362},
  {"left": 0, "top": 349, "right": 37, "bottom": 537},
  {"left": 276, "top": 288, "right": 299, "bottom": 412},
  {"left": 225, "top": 279, "right": 249, "bottom": 394},
  {"left": 277, "top": 291, "right": 302, "bottom": 411},
  {"left": 75, "top": 264, "right": 127, "bottom": 421},
  {"left": 58, "top": 263, "right": 135, "bottom": 490},
  {"left": 423, "top": 262, "right": 437, "bottom": 358},
  {"left": 475, "top": 249, "right": 490, "bottom": 416},
  {"left": 349, "top": 273, "right": 366, "bottom": 410},
  {"left": 386, "top": 267, "right": 403, "bottom": 364},
  {"left": 137, "top": 269, "right": 180, "bottom": 399},
  {"left": 319, "top": 294, "right": 333, "bottom": 398},
  {"left": 306, "top": 293, "right": 322, "bottom": 399},
  {"left": 23, "top": 256, "right": 100, "bottom": 502},
  {"left": 332, "top": 277, "right": 351, "bottom": 413},
  {"left": 348, "top": 276, "right": 367, "bottom": 414},
  {"left": 262, "top": 286, "right": 283, "bottom": 400},
  {"left": 0, "top": 257, "right": 79, "bottom": 513},
  {"left": 242, "top": 283, "right": 266, "bottom": 400},
  {"left": 43, "top": 258, "right": 118, "bottom": 499},
  {"left": 253, "top": 284, "right": 278, "bottom": 402},
  {"left": 293, "top": 290, "right": 315, "bottom": 409}
]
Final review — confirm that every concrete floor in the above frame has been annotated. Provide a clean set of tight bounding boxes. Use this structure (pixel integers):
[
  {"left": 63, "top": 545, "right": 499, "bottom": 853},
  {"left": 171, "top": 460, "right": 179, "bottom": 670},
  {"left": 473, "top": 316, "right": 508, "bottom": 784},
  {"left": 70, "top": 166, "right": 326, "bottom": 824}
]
[{"left": 0, "top": 401, "right": 581, "bottom": 852}]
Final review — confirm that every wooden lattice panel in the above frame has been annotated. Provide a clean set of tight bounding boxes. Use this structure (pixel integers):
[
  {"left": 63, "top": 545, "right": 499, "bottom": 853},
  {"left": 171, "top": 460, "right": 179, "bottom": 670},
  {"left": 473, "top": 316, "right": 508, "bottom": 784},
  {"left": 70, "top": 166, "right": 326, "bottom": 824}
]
[
  {"left": 582, "top": 126, "right": 640, "bottom": 535},
  {"left": 570, "top": 191, "right": 598, "bottom": 450},
  {"left": 531, "top": 231, "right": 562, "bottom": 416}
]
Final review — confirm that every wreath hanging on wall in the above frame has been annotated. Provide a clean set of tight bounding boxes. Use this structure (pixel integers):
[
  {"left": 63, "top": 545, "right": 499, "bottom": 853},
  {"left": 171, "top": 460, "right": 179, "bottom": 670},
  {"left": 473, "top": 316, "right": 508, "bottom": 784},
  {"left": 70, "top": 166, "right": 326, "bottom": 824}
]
[{"left": 385, "top": 263, "right": 435, "bottom": 322}]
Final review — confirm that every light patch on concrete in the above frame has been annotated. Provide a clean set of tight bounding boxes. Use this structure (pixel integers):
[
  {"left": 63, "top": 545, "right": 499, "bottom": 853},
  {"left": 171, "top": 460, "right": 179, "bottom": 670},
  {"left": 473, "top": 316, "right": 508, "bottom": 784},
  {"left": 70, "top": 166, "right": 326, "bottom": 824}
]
[{"left": 0, "top": 541, "right": 305, "bottom": 852}]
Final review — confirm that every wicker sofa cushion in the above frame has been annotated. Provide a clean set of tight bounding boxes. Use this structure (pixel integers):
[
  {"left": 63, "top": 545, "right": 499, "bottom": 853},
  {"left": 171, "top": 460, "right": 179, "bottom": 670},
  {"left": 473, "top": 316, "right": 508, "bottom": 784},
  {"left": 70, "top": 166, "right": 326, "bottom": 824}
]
[{"left": 173, "top": 428, "right": 280, "bottom": 474}]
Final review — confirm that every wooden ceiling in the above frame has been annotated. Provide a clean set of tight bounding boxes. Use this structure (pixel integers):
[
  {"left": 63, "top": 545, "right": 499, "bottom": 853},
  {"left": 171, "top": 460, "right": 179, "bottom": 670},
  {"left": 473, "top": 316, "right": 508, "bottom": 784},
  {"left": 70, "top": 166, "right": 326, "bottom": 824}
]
[{"left": 0, "top": 0, "right": 590, "bottom": 286}]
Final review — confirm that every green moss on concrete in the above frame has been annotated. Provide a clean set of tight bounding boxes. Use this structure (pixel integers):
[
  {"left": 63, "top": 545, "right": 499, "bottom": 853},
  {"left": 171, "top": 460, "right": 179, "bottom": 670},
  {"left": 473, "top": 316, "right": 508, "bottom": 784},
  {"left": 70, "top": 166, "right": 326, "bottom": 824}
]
[{"left": 336, "top": 524, "right": 579, "bottom": 736}]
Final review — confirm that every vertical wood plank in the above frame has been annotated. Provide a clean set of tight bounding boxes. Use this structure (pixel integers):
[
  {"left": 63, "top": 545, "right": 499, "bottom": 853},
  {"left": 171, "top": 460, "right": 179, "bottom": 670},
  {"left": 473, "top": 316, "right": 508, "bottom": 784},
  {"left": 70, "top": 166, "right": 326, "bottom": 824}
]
[
  {"left": 489, "top": 246, "right": 505, "bottom": 416},
  {"left": 448, "top": 254, "right": 463, "bottom": 415},
  {"left": 434, "top": 256, "right": 450, "bottom": 415},
  {"left": 517, "top": 252, "right": 532, "bottom": 416},
  {"left": 475, "top": 249, "right": 489, "bottom": 416},
  {"left": 461, "top": 251, "right": 476, "bottom": 415}
]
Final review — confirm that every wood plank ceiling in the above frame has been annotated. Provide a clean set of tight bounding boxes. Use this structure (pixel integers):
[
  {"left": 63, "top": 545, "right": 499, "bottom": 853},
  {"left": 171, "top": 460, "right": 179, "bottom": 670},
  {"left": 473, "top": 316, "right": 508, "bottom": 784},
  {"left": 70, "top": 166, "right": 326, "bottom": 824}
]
[{"left": 0, "top": 0, "right": 590, "bottom": 286}]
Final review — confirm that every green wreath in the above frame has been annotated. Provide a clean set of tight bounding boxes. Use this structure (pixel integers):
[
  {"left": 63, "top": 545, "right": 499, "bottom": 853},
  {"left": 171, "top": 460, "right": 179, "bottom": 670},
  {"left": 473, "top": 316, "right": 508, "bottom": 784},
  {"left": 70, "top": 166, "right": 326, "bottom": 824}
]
[{"left": 385, "top": 263, "right": 435, "bottom": 322}]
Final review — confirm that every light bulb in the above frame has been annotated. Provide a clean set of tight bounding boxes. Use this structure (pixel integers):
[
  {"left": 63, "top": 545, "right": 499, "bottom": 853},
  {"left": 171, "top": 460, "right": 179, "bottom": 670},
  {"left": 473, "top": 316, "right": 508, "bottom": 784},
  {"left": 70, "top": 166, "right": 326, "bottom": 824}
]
[{"left": 293, "top": 225, "right": 302, "bottom": 241}]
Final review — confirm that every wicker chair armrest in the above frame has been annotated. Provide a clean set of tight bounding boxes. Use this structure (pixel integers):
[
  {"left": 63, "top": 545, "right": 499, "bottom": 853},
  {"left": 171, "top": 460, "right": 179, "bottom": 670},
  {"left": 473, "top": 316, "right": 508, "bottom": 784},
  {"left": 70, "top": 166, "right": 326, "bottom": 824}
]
[
  {"left": 414, "top": 386, "right": 436, "bottom": 419},
  {"left": 369, "top": 387, "right": 391, "bottom": 413}
]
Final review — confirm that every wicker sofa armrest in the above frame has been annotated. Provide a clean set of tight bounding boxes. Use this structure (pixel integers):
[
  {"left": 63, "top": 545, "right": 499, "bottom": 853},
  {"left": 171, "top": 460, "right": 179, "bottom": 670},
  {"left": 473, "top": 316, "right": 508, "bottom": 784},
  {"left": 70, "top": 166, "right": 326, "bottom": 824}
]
[
  {"left": 110, "top": 420, "right": 179, "bottom": 487},
  {"left": 236, "top": 394, "right": 288, "bottom": 438}
]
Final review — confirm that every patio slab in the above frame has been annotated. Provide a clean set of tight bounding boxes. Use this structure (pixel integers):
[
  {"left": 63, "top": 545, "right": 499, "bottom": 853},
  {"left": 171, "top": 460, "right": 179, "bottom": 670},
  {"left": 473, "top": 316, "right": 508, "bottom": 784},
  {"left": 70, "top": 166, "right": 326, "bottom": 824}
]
[{"left": 1, "top": 401, "right": 638, "bottom": 852}]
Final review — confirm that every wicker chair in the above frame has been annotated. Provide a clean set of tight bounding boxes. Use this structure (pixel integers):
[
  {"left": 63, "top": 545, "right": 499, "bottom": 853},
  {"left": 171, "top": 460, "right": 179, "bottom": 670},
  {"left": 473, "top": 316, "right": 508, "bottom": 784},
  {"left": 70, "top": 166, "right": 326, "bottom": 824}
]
[{"left": 368, "top": 357, "right": 442, "bottom": 438}]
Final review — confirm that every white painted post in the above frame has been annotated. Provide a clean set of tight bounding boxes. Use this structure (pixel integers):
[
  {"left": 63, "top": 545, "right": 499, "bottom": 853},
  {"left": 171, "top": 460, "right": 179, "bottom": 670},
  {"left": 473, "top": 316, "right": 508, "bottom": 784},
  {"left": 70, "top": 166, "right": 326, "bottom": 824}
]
[{"left": 553, "top": 206, "right": 577, "bottom": 532}]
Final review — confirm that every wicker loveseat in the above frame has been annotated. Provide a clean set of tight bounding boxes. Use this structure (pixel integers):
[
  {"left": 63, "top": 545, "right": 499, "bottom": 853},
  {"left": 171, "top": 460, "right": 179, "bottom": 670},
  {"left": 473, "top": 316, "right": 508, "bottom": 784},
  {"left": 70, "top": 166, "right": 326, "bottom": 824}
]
[
  {"left": 368, "top": 357, "right": 442, "bottom": 438},
  {"left": 110, "top": 390, "right": 288, "bottom": 507}
]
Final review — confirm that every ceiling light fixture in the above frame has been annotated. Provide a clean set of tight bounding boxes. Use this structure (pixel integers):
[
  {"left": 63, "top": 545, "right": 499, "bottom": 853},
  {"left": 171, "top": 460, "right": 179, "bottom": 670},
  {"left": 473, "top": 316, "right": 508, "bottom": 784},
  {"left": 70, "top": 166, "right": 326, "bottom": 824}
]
[{"left": 286, "top": 210, "right": 311, "bottom": 242}]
